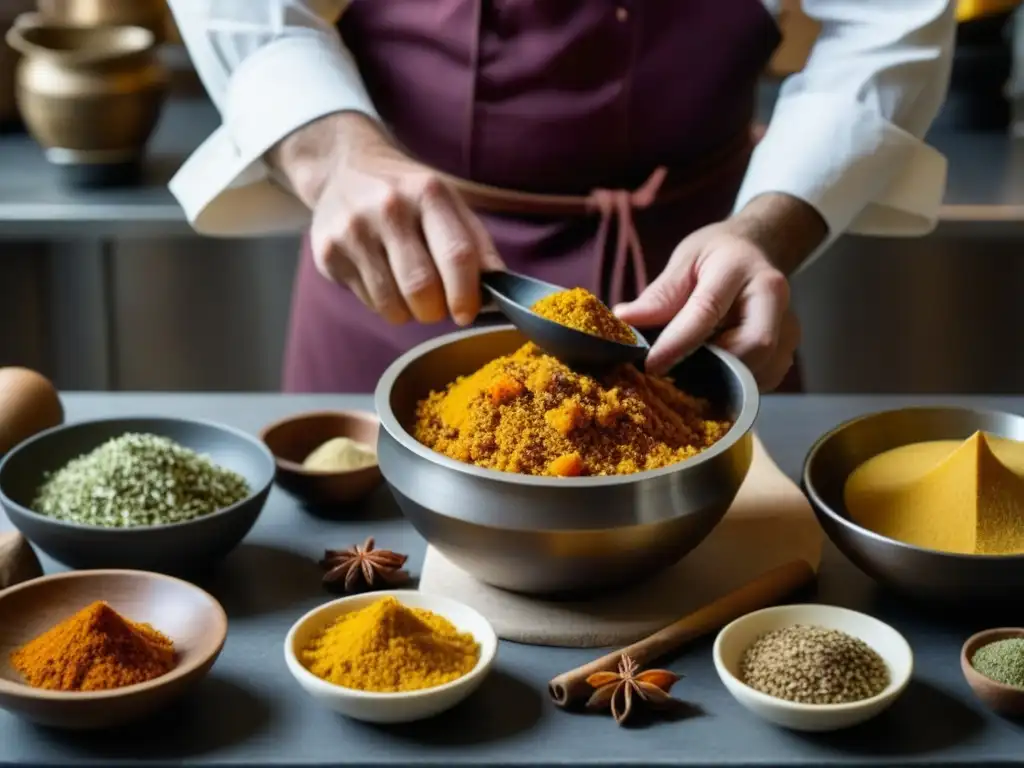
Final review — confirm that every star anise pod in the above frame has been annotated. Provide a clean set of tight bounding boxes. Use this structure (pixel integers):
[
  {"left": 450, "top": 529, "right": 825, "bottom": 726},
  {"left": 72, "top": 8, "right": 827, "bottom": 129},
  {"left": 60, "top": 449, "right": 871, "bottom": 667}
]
[
  {"left": 319, "top": 537, "right": 410, "bottom": 593},
  {"left": 585, "top": 653, "right": 682, "bottom": 725}
]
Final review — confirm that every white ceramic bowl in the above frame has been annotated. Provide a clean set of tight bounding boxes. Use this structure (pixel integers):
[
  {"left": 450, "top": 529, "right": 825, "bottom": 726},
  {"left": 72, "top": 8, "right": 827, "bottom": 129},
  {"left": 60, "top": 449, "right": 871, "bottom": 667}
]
[
  {"left": 713, "top": 604, "right": 913, "bottom": 732},
  {"left": 284, "top": 589, "right": 498, "bottom": 723}
]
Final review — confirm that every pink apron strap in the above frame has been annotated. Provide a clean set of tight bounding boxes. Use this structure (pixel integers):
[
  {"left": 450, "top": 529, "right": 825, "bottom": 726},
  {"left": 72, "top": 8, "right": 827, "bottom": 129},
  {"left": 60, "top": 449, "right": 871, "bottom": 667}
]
[
  {"left": 586, "top": 166, "right": 668, "bottom": 307},
  {"left": 463, "top": 1, "right": 483, "bottom": 177}
]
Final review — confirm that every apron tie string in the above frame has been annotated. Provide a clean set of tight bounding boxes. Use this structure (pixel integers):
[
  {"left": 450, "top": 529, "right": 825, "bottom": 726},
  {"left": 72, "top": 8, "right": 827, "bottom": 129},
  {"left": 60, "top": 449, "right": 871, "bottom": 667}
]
[{"left": 586, "top": 166, "right": 668, "bottom": 308}]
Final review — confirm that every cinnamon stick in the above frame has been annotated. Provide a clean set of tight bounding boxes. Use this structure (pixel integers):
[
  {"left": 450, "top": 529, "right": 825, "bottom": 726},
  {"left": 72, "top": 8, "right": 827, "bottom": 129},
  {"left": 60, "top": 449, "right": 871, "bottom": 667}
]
[{"left": 547, "top": 558, "right": 815, "bottom": 708}]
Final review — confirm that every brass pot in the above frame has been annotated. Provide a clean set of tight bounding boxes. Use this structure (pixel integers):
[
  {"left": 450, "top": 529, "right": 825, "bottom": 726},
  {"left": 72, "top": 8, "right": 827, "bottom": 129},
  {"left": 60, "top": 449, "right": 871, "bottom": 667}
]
[
  {"left": 6, "top": 15, "right": 168, "bottom": 186},
  {"left": 0, "top": 21, "right": 19, "bottom": 124},
  {"left": 0, "top": 1, "right": 35, "bottom": 126},
  {"left": 957, "top": 0, "right": 1021, "bottom": 21},
  {"left": 36, "top": 0, "right": 168, "bottom": 43}
]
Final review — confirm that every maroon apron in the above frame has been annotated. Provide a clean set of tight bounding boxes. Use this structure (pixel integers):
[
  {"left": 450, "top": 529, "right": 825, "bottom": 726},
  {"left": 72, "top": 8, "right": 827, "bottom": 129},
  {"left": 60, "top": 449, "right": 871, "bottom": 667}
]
[{"left": 283, "top": 0, "right": 784, "bottom": 393}]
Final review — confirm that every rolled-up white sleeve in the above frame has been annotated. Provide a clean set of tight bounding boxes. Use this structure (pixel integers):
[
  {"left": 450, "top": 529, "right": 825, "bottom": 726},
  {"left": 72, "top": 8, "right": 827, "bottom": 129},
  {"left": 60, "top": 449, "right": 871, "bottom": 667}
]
[
  {"left": 166, "top": 0, "right": 379, "bottom": 236},
  {"left": 734, "top": 0, "right": 956, "bottom": 249}
]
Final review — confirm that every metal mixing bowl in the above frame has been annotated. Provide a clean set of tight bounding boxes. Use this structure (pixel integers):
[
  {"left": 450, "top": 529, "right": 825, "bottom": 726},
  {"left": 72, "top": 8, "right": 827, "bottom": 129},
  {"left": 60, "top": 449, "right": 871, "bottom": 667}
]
[
  {"left": 374, "top": 326, "right": 758, "bottom": 594},
  {"left": 803, "top": 406, "right": 1024, "bottom": 602}
]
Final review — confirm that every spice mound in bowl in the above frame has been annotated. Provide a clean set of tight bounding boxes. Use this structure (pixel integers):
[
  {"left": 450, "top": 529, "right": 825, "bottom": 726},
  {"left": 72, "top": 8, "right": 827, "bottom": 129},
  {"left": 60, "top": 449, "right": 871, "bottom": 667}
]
[
  {"left": 971, "top": 637, "right": 1024, "bottom": 686},
  {"left": 415, "top": 286, "right": 729, "bottom": 477},
  {"left": 844, "top": 431, "right": 1024, "bottom": 555},
  {"left": 961, "top": 627, "right": 1024, "bottom": 716},
  {"left": 259, "top": 410, "right": 383, "bottom": 507},
  {"left": 713, "top": 604, "right": 912, "bottom": 732},
  {"left": 0, "top": 569, "right": 227, "bottom": 730},
  {"left": 740, "top": 625, "right": 889, "bottom": 705},
  {"left": 32, "top": 432, "right": 251, "bottom": 528},
  {"left": 0, "top": 416, "right": 275, "bottom": 572},
  {"left": 803, "top": 407, "right": 1024, "bottom": 603},
  {"left": 11, "top": 600, "right": 176, "bottom": 692},
  {"left": 284, "top": 590, "right": 497, "bottom": 723}
]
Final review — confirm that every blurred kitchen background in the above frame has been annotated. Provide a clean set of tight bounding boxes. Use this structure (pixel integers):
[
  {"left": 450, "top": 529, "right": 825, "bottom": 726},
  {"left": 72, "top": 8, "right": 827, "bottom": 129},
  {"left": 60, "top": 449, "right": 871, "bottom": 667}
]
[{"left": 1, "top": 0, "right": 1023, "bottom": 393}]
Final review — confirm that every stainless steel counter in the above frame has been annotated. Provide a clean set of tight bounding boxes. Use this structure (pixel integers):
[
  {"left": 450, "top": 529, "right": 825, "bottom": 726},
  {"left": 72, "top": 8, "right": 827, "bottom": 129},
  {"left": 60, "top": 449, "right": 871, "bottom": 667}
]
[{"left": 2, "top": 98, "right": 1024, "bottom": 395}]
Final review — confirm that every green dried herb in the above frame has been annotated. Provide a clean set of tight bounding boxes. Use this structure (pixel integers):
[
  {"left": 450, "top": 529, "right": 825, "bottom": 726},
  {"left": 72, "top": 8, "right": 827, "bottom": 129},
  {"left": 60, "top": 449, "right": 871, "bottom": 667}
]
[
  {"left": 971, "top": 638, "right": 1024, "bottom": 688},
  {"left": 32, "top": 433, "right": 251, "bottom": 528}
]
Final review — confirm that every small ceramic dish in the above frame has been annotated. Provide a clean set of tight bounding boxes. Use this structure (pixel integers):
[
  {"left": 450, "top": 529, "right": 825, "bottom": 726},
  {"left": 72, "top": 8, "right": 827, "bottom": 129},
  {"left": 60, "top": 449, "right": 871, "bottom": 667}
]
[
  {"left": 0, "top": 416, "right": 274, "bottom": 573},
  {"left": 961, "top": 628, "right": 1024, "bottom": 716},
  {"left": 260, "top": 410, "right": 382, "bottom": 506},
  {"left": 713, "top": 604, "right": 913, "bottom": 732},
  {"left": 284, "top": 589, "right": 497, "bottom": 723},
  {"left": 0, "top": 569, "right": 228, "bottom": 730}
]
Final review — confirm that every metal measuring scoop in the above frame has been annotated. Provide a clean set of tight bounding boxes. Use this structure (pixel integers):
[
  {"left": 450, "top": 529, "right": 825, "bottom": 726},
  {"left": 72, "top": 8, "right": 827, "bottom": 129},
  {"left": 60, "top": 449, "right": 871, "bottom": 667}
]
[{"left": 480, "top": 270, "right": 650, "bottom": 368}]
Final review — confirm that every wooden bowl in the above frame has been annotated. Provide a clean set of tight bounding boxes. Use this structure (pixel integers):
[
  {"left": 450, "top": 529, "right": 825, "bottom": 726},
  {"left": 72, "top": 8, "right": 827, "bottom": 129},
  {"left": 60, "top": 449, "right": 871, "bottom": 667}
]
[
  {"left": 260, "top": 410, "right": 382, "bottom": 506},
  {"left": 961, "top": 628, "right": 1024, "bottom": 716},
  {"left": 0, "top": 570, "right": 228, "bottom": 729}
]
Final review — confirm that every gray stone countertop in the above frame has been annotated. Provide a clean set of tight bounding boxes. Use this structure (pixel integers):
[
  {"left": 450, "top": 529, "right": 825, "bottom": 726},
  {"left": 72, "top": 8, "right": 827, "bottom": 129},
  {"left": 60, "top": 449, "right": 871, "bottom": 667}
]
[
  {"left": 0, "top": 96, "right": 1022, "bottom": 239},
  {"left": 1, "top": 392, "right": 1023, "bottom": 767}
]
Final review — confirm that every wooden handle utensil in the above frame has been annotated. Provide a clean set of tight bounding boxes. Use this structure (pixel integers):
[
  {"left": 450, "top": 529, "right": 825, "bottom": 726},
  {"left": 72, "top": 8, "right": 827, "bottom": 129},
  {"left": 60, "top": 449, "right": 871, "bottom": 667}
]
[{"left": 547, "top": 558, "right": 816, "bottom": 708}]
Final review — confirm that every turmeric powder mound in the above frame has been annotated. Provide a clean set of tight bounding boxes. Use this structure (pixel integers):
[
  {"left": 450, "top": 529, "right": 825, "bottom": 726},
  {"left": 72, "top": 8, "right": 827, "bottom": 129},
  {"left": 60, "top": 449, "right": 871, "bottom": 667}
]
[
  {"left": 845, "top": 431, "right": 1024, "bottom": 555},
  {"left": 300, "top": 596, "right": 480, "bottom": 692},
  {"left": 413, "top": 342, "right": 732, "bottom": 477},
  {"left": 531, "top": 286, "right": 637, "bottom": 344},
  {"left": 11, "top": 601, "right": 176, "bottom": 692}
]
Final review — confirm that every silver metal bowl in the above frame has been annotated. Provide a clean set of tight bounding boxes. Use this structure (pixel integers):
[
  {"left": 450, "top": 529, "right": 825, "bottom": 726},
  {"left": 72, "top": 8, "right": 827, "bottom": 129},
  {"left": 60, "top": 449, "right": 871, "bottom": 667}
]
[
  {"left": 803, "top": 406, "right": 1024, "bottom": 602},
  {"left": 374, "top": 326, "right": 758, "bottom": 595}
]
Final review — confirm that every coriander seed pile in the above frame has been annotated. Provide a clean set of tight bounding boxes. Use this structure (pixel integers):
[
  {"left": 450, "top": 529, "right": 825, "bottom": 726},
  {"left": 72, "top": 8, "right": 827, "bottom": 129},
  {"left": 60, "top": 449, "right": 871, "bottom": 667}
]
[
  {"left": 739, "top": 625, "right": 889, "bottom": 705},
  {"left": 32, "top": 433, "right": 251, "bottom": 528}
]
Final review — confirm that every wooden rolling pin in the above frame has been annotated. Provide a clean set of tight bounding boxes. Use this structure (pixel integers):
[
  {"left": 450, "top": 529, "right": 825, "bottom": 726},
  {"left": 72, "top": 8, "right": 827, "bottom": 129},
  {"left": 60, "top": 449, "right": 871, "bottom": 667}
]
[
  {"left": 548, "top": 558, "right": 816, "bottom": 708},
  {"left": 0, "top": 531, "right": 42, "bottom": 591}
]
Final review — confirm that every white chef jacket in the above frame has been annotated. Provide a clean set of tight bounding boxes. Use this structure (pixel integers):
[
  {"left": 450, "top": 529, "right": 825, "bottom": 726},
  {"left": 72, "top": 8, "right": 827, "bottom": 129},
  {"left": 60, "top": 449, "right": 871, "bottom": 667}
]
[{"left": 166, "top": 0, "right": 956, "bottom": 264}]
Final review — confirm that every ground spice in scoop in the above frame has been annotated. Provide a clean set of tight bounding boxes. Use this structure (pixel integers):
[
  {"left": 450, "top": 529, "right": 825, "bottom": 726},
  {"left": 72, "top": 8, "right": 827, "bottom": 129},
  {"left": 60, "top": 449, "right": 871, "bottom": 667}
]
[
  {"left": 740, "top": 625, "right": 889, "bottom": 705},
  {"left": 10, "top": 601, "right": 176, "bottom": 691},
  {"left": 971, "top": 638, "right": 1024, "bottom": 687},
  {"left": 531, "top": 287, "right": 637, "bottom": 344}
]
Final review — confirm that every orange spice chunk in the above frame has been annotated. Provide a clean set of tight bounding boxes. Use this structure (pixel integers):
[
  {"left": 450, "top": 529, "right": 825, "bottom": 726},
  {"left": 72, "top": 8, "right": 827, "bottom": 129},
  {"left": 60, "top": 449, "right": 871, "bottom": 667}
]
[
  {"left": 549, "top": 453, "right": 585, "bottom": 477},
  {"left": 531, "top": 287, "right": 637, "bottom": 345},
  {"left": 10, "top": 601, "right": 176, "bottom": 691},
  {"left": 413, "top": 342, "right": 731, "bottom": 477}
]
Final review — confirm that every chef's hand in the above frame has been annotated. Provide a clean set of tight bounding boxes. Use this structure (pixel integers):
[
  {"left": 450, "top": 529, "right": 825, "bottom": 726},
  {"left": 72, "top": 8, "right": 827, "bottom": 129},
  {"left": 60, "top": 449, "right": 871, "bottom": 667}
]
[
  {"left": 269, "top": 112, "right": 504, "bottom": 326},
  {"left": 614, "top": 193, "right": 827, "bottom": 391}
]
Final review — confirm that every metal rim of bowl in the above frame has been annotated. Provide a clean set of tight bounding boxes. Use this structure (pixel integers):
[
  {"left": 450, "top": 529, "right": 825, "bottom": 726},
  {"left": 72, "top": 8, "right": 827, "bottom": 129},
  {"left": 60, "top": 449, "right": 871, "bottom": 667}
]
[
  {"left": 0, "top": 415, "right": 275, "bottom": 533},
  {"left": 801, "top": 404, "right": 1024, "bottom": 562},
  {"left": 0, "top": 568, "right": 228, "bottom": 699},
  {"left": 374, "top": 324, "right": 760, "bottom": 488}
]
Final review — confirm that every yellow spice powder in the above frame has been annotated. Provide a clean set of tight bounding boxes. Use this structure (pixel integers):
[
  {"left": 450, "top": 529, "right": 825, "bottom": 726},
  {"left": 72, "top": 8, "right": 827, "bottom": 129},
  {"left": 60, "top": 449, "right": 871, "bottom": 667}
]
[
  {"left": 845, "top": 431, "right": 1024, "bottom": 555},
  {"left": 300, "top": 596, "right": 480, "bottom": 692},
  {"left": 531, "top": 287, "right": 637, "bottom": 345}
]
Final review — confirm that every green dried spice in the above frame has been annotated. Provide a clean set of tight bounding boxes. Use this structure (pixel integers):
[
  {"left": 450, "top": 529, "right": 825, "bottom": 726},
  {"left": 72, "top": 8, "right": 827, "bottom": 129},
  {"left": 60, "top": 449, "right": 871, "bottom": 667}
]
[
  {"left": 971, "top": 638, "right": 1024, "bottom": 688},
  {"left": 32, "top": 433, "right": 251, "bottom": 528}
]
